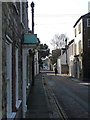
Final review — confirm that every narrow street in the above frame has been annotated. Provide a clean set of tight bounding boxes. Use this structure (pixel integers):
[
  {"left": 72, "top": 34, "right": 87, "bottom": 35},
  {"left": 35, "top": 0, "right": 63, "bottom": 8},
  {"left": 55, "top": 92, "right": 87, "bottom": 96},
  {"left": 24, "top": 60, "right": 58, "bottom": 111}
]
[{"left": 42, "top": 71, "right": 89, "bottom": 119}]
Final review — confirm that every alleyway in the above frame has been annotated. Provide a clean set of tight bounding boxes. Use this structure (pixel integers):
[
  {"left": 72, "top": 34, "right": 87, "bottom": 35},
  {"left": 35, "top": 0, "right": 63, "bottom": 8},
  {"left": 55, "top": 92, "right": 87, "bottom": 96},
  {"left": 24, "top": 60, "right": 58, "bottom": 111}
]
[{"left": 26, "top": 71, "right": 89, "bottom": 119}]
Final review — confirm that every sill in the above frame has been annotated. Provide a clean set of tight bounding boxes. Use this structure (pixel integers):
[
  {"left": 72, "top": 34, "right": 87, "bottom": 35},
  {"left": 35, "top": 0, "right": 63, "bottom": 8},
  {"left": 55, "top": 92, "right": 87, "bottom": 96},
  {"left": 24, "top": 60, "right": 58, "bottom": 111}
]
[
  {"left": 7, "top": 112, "right": 16, "bottom": 119},
  {"left": 16, "top": 100, "right": 22, "bottom": 109}
]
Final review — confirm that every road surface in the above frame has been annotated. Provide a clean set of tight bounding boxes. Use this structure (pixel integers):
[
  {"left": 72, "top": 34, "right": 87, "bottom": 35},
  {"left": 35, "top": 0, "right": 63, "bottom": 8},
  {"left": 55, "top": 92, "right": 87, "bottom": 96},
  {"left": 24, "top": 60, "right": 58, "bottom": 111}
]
[{"left": 42, "top": 71, "right": 89, "bottom": 119}]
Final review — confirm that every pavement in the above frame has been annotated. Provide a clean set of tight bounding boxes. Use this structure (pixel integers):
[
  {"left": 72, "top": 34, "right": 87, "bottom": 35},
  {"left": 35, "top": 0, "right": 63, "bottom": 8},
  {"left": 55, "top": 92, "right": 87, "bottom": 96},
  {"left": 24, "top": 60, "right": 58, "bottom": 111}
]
[
  {"left": 26, "top": 72, "right": 64, "bottom": 119},
  {"left": 26, "top": 72, "right": 50, "bottom": 118}
]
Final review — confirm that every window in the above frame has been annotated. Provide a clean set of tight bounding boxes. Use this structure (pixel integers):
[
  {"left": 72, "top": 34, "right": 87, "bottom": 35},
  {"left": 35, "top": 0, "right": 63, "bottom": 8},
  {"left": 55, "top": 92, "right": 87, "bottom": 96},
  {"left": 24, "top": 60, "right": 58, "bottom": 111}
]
[
  {"left": 88, "top": 39, "right": 90, "bottom": 47},
  {"left": 71, "top": 44, "right": 73, "bottom": 55},
  {"left": 78, "top": 23, "right": 81, "bottom": 34},
  {"left": 74, "top": 28, "right": 77, "bottom": 37},
  {"left": 74, "top": 44, "right": 77, "bottom": 55},
  {"left": 87, "top": 18, "right": 90, "bottom": 27},
  {"left": 78, "top": 40, "right": 81, "bottom": 53}
]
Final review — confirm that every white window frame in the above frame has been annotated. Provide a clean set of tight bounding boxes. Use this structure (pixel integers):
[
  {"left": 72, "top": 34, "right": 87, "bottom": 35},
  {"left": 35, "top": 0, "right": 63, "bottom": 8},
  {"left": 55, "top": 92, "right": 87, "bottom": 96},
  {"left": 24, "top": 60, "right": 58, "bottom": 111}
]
[
  {"left": 87, "top": 18, "right": 90, "bottom": 27},
  {"left": 6, "top": 36, "right": 16, "bottom": 119},
  {"left": 20, "top": 1, "right": 23, "bottom": 23},
  {"left": 13, "top": 0, "right": 19, "bottom": 14},
  {"left": 20, "top": 1, "right": 25, "bottom": 28},
  {"left": 26, "top": 55, "right": 30, "bottom": 89},
  {"left": 15, "top": 48, "right": 22, "bottom": 109}
]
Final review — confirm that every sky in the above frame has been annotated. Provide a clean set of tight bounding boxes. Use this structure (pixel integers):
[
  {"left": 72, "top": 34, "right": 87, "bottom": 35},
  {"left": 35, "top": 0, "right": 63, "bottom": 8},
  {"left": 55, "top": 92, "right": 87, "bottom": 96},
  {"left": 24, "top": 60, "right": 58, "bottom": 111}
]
[{"left": 28, "top": 0, "right": 89, "bottom": 51}]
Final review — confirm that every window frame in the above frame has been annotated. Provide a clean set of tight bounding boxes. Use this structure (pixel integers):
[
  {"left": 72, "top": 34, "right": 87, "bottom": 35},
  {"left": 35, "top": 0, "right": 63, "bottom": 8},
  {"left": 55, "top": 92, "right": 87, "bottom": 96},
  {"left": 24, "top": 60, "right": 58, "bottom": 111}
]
[{"left": 6, "top": 35, "right": 16, "bottom": 119}]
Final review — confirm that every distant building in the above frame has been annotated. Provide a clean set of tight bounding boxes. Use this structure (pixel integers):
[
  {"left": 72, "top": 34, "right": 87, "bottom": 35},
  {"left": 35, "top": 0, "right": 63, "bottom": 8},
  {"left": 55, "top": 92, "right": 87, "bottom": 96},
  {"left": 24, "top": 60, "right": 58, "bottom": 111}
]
[{"left": 57, "top": 48, "right": 69, "bottom": 74}]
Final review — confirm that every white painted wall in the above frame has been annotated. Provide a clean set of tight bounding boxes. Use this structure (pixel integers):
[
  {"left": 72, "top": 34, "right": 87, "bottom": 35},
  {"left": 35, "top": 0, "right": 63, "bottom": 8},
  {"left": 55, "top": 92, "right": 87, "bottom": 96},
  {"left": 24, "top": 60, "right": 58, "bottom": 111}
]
[
  {"left": 57, "top": 57, "right": 61, "bottom": 73},
  {"left": 68, "top": 41, "right": 75, "bottom": 77},
  {"left": 74, "top": 19, "right": 83, "bottom": 55},
  {"left": 74, "top": 19, "right": 83, "bottom": 79},
  {"left": 57, "top": 50, "right": 67, "bottom": 74},
  {"left": 61, "top": 49, "right": 67, "bottom": 65},
  {"left": 61, "top": 53, "right": 66, "bottom": 64}
]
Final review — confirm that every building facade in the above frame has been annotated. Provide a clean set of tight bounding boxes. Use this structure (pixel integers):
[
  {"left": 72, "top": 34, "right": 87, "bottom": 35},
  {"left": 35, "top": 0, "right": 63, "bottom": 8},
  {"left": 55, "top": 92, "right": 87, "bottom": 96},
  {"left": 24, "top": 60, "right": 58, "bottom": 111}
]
[
  {"left": 73, "top": 12, "right": 90, "bottom": 81},
  {"left": 0, "top": 1, "right": 28, "bottom": 119}
]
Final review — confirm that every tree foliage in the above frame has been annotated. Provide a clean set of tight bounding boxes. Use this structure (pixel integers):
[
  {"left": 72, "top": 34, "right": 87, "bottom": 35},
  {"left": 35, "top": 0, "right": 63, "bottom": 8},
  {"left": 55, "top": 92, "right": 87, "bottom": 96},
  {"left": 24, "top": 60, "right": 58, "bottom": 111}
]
[
  {"left": 50, "top": 49, "right": 61, "bottom": 65},
  {"left": 38, "top": 43, "right": 50, "bottom": 58},
  {"left": 51, "top": 33, "right": 68, "bottom": 49},
  {"left": 38, "top": 43, "right": 50, "bottom": 68}
]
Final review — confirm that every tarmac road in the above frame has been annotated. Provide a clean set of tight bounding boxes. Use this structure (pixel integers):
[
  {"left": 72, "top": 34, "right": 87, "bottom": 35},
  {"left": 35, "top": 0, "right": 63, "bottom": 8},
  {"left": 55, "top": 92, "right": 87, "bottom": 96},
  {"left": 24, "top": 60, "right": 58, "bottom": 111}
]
[{"left": 43, "top": 71, "right": 89, "bottom": 119}]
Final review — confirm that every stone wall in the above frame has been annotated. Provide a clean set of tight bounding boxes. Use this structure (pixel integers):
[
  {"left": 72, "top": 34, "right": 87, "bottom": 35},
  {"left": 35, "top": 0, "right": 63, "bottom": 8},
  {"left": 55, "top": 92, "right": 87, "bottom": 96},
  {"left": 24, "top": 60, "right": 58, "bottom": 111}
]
[
  {"left": 0, "top": 2, "right": 2, "bottom": 119},
  {"left": 1, "top": 2, "right": 28, "bottom": 118}
]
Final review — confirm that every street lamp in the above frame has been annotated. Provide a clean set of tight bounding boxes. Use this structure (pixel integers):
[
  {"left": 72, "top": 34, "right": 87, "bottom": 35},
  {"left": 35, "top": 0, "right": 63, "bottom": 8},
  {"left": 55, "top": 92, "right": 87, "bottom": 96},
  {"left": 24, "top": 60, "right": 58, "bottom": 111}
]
[
  {"left": 31, "top": 1, "right": 35, "bottom": 34},
  {"left": 65, "top": 38, "right": 68, "bottom": 64}
]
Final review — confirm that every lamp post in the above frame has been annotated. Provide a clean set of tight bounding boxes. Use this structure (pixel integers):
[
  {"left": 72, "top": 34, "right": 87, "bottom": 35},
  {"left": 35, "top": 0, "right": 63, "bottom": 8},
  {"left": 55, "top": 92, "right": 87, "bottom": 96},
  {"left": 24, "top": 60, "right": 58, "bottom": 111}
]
[
  {"left": 31, "top": 2, "right": 35, "bottom": 34},
  {"left": 65, "top": 38, "right": 67, "bottom": 64}
]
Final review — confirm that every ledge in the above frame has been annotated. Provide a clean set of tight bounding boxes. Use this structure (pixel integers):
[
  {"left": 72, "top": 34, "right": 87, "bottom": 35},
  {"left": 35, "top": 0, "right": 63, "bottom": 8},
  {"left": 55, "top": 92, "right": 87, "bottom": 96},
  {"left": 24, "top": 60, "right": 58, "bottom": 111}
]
[
  {"left": 7, "top": 112, "right": 16, "bottom": 119},
  {"left": 16, "top": 100, "right": 22, "bottom": 109}
]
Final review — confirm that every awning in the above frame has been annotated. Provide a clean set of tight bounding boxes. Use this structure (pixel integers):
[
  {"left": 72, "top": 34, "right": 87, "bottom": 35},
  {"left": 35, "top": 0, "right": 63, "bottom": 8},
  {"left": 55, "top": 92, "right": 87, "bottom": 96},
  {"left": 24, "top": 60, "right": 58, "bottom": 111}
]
[{"left": 23, "top": 34, "right": 38, "bottom": 44}]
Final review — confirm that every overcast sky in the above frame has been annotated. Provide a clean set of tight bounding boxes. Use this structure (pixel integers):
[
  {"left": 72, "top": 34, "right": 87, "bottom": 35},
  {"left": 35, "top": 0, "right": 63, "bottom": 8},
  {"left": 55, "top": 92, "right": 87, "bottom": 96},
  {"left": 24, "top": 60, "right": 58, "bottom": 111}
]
[{"left": 28, "top": 0, "right": 89, "bottom": 50}]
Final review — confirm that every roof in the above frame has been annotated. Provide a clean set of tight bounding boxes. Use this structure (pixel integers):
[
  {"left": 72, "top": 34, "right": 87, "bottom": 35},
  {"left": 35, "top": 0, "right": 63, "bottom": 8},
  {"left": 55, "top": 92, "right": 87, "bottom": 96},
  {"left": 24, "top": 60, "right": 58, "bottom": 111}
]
[
  {"left": 23, "top": 34, "right": 38, "bottom": 44},
  {"left": 73, "top": 12, "right": 90, "bottom": 27}
]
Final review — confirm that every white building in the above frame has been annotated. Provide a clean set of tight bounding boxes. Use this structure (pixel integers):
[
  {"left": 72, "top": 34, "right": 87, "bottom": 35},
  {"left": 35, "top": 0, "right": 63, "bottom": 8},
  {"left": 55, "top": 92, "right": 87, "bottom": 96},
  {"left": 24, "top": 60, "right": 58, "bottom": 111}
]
[
  {"left": 57, "top": 48, "right": 69, "bottom": 74},
  {"left": 67, "top": 40, "right": 75, "bottom": 77}
]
